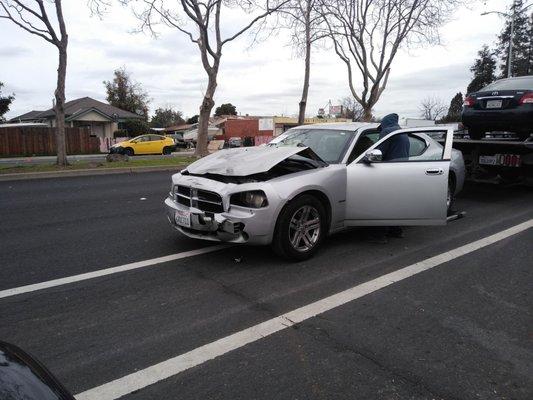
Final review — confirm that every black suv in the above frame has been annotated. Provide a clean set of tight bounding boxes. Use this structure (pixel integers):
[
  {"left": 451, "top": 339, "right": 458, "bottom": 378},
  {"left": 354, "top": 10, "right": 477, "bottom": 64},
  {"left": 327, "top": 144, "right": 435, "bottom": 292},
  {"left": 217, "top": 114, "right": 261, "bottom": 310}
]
[{"left": 462, "top": 76, "right": 533, "bottom": 141}]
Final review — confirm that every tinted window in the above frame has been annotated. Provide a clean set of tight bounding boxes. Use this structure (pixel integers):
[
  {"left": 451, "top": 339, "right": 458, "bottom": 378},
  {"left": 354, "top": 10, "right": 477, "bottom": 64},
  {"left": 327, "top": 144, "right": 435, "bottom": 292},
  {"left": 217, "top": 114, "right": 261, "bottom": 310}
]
[{"left": 481, "top": 77, "right": 533, "bottom": 91}]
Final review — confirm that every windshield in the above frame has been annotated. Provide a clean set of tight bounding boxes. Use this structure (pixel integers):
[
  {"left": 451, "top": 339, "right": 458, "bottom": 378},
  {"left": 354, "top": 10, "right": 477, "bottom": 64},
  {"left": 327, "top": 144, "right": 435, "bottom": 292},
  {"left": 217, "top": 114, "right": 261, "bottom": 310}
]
[
  {"left": 481, "top": 77, "right": 533, "bottom": 91},
  {"left": 269, "top": 129, "right": 355, "bottom": 163}
]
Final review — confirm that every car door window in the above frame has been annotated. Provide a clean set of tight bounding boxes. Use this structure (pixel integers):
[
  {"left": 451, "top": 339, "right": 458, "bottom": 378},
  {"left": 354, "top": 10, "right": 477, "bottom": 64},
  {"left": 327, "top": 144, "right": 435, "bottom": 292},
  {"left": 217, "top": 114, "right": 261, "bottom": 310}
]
[
  {"left": 347, "top": 130, "right": 380, "bottom": 163},
  {"left": 379, "top": 132, "right": 441, "bottom": 162},
  {"left": 408, "top": 135, "right": 427, "bottom": 157}
]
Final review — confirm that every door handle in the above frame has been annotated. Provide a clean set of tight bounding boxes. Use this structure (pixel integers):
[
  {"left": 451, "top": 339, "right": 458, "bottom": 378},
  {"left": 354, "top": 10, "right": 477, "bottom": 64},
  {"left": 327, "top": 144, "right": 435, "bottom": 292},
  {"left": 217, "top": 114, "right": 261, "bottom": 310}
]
[{"left": 425, "top": 168, "right": 443, "bottom": 175}]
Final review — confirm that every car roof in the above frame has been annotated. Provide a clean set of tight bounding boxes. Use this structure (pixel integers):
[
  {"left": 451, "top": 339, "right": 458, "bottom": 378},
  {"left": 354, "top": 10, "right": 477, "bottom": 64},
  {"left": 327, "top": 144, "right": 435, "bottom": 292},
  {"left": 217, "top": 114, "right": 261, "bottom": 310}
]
[
  {"left": 498, "top": 76, "right": 532, "bottom": 80},
  {"left": 290, "top": 122, "right": 379, "bottom": 132}
]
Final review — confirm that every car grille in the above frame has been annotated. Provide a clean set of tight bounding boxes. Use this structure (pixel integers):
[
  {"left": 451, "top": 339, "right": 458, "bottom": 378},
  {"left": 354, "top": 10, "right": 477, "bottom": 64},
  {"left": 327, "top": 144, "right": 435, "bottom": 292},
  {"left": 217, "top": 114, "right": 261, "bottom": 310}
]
[{"left": 175, "top": 185, "right": 224, "bottom": 213}]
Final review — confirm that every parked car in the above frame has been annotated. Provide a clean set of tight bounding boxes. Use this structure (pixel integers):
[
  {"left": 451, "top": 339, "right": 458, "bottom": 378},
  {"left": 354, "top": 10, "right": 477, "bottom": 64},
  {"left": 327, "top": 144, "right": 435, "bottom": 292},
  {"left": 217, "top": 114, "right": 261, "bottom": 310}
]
[
  {"left": 110, "top": 134, "right": 175, "bottom": 156},
  {"left": 224, "top": 137, "right": 243, "bottom": 148},
  {"left": 0, "top": 341, "right": 76, "bottom": 399},
  {"left": 166, "top": 133, "right": 187, "bottom": 149},
  {"left": 462, "top": 76, "right": 533, "bottom": 141},
  {"left": 165, "top": 123, "right": 464, "bottom": 260}
]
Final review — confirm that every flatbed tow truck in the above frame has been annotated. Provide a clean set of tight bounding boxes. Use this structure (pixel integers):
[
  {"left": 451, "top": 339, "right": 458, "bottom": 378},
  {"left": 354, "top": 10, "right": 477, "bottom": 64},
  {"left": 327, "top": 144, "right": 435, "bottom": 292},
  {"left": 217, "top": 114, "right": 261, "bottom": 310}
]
[{"left": 439, "top": 131, "right": 533, "bottom": 185}]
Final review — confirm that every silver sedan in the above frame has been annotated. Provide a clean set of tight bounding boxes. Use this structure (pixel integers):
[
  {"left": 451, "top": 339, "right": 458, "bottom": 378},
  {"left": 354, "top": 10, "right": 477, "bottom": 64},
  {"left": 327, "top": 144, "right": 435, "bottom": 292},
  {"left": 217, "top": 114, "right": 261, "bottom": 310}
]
[{"left": 165, "top": 123, "right": 465, "bottom": 260}]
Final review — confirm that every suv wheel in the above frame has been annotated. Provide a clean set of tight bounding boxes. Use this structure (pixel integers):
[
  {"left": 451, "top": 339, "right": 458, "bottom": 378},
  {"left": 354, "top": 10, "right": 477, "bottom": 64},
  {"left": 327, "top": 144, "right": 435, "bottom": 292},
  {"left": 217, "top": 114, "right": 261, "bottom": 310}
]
[{"left": 272, "top": 195, "right": 326, "bottom": 261}]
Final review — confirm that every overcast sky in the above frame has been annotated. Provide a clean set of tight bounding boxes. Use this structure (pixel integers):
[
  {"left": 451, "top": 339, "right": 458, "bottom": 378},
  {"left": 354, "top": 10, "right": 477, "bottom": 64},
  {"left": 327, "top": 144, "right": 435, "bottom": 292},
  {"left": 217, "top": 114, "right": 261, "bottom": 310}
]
[{"left": 0, "top": 0, "right": 511, "bottom": 121}]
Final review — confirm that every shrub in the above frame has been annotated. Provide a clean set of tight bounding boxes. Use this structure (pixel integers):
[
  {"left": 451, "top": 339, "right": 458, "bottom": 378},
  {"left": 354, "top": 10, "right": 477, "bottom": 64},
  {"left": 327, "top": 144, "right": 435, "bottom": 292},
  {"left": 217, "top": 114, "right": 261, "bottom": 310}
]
[
  {"left": 113, "top": 129, "right": 128, "bottom": 138},
  {"left": 121, "top": 119, "right": 153, "bottom": 137}
]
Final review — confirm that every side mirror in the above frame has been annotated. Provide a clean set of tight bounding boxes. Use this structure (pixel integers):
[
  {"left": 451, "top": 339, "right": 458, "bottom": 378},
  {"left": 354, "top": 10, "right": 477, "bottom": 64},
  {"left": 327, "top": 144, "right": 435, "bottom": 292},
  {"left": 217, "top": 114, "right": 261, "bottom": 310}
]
[{"left": 363, "top": 149, "right": 383, "bottom": 163}]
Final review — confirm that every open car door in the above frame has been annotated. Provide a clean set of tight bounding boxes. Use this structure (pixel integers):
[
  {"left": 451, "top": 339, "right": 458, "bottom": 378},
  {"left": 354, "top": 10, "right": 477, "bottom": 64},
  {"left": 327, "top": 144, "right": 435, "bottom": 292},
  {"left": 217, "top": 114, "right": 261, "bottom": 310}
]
[{"left": 345, "top": 127, "right": 454, "bottom": 226}]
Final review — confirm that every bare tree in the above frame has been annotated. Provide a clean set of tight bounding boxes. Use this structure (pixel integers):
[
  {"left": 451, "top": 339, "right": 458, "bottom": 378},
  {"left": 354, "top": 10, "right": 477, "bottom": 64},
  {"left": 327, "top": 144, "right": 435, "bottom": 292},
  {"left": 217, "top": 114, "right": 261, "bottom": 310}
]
[
  {"left": 1, "top": 0, "right": 68, "bottom": 165},
  {"left": 274, "top": 0, "right": 327, "bottom": 124},
  {"left": 339, "top": 96, "right": 364, "bottom": 121},
  {"left": 319, "top": 0, "right": 460, "bottom": 121},
  {"left": 419, "top": 95, "right": 447, "bottom": 121},
  {"left": 123, "top": 0, "right": 286, "bottom": 156}
]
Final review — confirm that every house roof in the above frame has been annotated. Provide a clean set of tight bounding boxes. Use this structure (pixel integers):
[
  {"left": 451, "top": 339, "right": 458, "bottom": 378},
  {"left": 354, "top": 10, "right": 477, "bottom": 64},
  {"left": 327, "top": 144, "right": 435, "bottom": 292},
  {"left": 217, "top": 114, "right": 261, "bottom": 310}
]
[
  {"left": 9, "top": 110, "right": 45, "bottom": 122},
  {"left": 164, "top": 124, "right": 195, "bottom": 132},
  {"left": 38, "top": 97, "right": 144, "bottom": 120}
]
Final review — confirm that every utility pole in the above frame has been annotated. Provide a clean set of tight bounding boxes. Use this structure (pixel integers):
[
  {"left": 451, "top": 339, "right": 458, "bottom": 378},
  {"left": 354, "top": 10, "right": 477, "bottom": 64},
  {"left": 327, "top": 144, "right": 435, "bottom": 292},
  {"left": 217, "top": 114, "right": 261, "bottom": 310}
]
[{"left": 508, "top": 3, "right": 515, "bottom": 77}]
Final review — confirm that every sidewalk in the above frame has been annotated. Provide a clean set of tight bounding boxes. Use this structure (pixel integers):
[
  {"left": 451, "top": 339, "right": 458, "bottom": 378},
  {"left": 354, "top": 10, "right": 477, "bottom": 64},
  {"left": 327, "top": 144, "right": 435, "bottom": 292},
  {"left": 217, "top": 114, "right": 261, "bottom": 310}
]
[
  {"left": 0, "top": 151, "right": 194, "bottom": 166},
  {"left": 0, "top": 164, "right": 188, "bottom": 182}
]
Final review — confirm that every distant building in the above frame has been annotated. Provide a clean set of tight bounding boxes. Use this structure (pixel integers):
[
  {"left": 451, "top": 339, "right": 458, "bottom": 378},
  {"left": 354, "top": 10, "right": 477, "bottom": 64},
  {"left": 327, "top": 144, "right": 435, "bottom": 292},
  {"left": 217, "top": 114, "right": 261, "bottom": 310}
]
[{"left": 9, "top": 97, "right": 144, "bottom": 139}]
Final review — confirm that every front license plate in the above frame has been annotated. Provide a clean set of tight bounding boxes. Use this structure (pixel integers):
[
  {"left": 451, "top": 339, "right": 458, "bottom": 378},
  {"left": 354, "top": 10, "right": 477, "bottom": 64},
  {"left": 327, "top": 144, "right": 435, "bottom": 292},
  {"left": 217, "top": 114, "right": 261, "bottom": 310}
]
[
  {"left": 486, "top": 99, "right": 503, "bottom": 109},
  {"left": 175, "top": 210, "right": 191, "bottom": 227}
]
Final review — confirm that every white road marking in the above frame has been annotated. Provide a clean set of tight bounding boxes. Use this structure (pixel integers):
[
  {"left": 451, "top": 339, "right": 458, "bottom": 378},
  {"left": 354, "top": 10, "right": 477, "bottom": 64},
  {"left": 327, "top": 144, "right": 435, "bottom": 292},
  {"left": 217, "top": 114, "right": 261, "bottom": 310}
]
[
  {"left": 0, "top": 245, "right": 228, "bottom": 300},
  {"left": 75, "top": 219, "right": 533, "bottom": 400}
]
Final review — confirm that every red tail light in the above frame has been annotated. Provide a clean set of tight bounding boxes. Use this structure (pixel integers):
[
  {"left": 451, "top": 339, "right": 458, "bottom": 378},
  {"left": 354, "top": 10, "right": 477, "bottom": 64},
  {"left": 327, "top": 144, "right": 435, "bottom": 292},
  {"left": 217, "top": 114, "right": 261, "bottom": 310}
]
[
  {"left": 518, "top": 93, "right": 533, "bottom": 105},
  {"left": 463, "top": 96, "right": 475, "bottom": 107}
]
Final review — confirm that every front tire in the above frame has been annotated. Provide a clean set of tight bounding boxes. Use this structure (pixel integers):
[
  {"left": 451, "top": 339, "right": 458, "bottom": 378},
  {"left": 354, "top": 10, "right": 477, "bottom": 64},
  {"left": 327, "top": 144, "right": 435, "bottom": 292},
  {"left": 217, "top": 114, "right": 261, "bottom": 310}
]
[
  {"left": 162, "top": 146, "right": 172, "bottom": 155},
  {"left": 272, "top": 194, "right": 326, "bottom": 261},
  {"left": 124, "top": 147, "right": 134, "bottom": 156}
]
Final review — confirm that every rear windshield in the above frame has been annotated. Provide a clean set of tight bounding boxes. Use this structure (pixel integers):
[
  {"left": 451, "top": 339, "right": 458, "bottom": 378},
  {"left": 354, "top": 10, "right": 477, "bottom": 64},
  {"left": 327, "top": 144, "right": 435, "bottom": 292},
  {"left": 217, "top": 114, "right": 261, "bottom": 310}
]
[{"left": 482, "top": 77, "right": 533, "bottom": 91}]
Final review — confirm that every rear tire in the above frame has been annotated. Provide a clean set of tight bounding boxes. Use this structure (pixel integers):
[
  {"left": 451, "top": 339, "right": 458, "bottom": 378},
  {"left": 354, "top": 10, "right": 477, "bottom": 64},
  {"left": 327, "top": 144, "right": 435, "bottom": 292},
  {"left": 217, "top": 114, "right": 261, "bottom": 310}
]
[
  {"left": 272, "top": 194, "right": 326, "bottom": 261},
  {"left": 124, "top": 147, "right": 134, "bottom": 156},
  {"left": 163, "top": 146, "right": 172, "bottom": 155},
  {"left": 447, "top": 175, "right": 456, "bottom": 216},
  {"left": 468, "top": 128, "right": 485, "bottom": 140}
]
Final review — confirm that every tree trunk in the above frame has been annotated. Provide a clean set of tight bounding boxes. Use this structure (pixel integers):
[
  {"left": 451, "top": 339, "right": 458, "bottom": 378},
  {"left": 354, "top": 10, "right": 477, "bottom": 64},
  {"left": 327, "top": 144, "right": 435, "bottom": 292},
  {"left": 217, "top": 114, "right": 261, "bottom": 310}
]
[
  {"left": 298, "top": 4, "right": 312, "bottom": 125},
  {"left": 361, "top": 106, "right": 373, "bottom": 122},
  {"left": 55, "top": 45, "right": 68, "bottom": 166},
  {"left": 195, "top": 74, "right": 217, "bottom": 157}
]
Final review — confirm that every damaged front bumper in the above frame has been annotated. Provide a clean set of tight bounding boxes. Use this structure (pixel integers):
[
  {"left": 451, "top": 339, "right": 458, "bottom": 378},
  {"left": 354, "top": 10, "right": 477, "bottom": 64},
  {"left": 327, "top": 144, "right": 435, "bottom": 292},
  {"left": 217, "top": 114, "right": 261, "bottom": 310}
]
[{"left": 164, "top": 197, "right": 274, "bottom": 245}]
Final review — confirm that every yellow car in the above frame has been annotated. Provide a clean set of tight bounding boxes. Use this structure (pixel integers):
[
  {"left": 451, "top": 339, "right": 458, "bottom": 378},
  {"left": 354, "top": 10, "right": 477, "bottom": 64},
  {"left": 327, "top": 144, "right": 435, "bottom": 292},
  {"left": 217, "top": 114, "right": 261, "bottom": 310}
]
[{"left": 110, "top": 134, "right": 175, "bottom": 156}]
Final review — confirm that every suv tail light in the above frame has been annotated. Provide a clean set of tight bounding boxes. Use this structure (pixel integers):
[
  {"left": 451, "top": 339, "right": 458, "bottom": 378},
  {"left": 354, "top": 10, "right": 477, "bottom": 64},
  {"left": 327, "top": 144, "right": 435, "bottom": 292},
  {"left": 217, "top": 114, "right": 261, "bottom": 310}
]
[
  {"left": 463, "top": 96, "right": 475, "bottom": 107},
  {"left": 518, "top": 93, "right": 533, "bottom": 105}
]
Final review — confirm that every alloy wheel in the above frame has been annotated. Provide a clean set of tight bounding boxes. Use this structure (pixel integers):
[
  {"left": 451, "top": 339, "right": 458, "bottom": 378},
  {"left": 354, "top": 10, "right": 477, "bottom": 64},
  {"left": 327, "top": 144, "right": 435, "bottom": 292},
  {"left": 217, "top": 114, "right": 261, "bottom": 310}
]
[{"left": 288, "top": 205, "right": 321, "bottom": 252}]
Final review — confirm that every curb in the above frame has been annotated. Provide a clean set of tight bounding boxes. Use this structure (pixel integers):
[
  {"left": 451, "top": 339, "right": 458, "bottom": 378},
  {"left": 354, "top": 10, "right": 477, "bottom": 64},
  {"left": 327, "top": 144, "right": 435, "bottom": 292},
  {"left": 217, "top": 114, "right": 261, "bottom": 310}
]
[{"left": 0, "top": 165, "right": 188, "bottom": 182}]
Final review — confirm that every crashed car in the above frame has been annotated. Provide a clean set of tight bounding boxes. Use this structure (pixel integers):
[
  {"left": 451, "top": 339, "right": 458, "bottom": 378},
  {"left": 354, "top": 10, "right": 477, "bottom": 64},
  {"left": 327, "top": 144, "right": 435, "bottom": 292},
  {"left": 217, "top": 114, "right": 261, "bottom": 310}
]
[{"left": 165, "top": 123, "right": 464, "bottom": 260}]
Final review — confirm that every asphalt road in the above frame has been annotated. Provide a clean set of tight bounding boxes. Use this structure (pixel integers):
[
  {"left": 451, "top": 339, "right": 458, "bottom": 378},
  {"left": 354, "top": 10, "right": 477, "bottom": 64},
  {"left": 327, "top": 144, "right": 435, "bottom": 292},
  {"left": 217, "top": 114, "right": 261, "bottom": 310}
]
[{"left": 0, "top": 172, "right": 532, "bottom": 400}]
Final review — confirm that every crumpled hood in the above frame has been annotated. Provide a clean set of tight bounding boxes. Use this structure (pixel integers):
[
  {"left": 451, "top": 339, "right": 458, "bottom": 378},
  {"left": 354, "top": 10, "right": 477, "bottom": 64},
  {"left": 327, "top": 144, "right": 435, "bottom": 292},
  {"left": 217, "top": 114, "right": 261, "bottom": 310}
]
[{"left": 186, "top": 146, "right": 312, "bottom": 176}]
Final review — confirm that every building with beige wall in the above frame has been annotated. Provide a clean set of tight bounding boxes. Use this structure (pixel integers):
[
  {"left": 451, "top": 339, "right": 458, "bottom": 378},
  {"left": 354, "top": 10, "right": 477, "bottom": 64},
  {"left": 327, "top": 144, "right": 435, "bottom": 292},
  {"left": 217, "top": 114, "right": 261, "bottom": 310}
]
[{"left": 9, "top": 97, "right": 143, "bottom": 139}]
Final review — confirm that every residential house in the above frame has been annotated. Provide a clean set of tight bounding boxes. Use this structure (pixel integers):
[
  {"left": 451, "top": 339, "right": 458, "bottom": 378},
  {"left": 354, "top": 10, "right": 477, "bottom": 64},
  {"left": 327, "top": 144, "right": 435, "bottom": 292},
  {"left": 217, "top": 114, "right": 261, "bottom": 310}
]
[{"left": 9, "top": 97, "right": 144, "bottom": 139}]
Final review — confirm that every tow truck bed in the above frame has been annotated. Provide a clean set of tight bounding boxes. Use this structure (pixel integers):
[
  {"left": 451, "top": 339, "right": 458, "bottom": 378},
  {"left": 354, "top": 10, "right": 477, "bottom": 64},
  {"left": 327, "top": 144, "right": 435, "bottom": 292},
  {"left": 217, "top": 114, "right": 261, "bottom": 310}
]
[{"left": 438, "top": 134, "right": 533, "bottom": 185}]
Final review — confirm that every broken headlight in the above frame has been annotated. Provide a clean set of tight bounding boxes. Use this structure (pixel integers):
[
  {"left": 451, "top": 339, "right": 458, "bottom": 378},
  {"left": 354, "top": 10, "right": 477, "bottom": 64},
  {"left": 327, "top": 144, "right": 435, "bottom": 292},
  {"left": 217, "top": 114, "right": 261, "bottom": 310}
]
[{"left": 230, "top": 190, "right": 268, "bottom": 208}]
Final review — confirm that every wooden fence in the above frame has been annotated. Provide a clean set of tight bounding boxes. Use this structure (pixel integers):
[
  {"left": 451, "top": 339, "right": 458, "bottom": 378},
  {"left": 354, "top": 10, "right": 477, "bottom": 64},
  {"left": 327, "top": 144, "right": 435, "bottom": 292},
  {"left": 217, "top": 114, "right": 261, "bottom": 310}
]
[{"left": 0, "top": 127, "right": 100, "bottom": 156}]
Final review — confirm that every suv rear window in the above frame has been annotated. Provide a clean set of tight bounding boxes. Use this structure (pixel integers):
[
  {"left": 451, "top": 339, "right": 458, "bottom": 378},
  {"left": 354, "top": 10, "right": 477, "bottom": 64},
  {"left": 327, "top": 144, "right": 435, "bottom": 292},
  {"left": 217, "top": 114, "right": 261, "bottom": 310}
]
[{"left": 482, "top": 77, "right": 533, "bottom": 91}]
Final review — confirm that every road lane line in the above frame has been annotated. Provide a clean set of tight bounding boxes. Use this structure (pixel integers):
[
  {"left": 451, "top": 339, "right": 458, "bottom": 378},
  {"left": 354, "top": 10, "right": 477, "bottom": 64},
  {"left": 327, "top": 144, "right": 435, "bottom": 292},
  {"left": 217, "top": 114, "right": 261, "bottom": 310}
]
[
  {"left": 0, "top": 245, "right": 228, "bottom": 300},
  {"left": 75, "top": 219, "right": 533, "bottom": 400}
]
